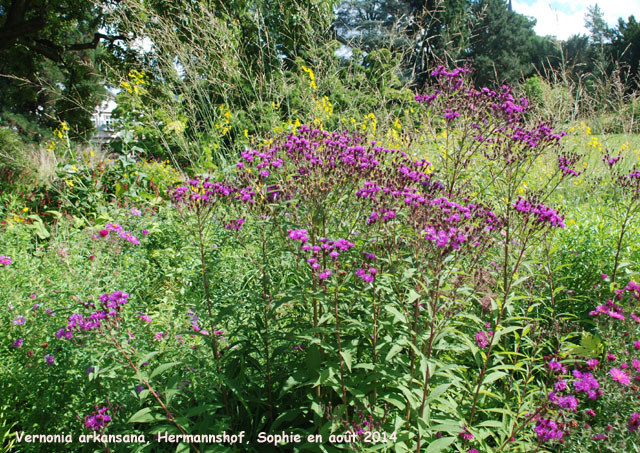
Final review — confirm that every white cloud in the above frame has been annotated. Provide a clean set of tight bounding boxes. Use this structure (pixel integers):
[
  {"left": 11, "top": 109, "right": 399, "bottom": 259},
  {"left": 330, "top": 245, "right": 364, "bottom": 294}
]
[{"left": 513, "top": 1, "right": 640, "bottom": 41}]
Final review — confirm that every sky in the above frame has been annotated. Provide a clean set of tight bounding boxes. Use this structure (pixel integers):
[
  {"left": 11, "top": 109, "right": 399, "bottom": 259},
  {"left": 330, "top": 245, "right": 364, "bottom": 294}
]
[{"left": 512, "top": 0, "right": 640, "bottom": 40}]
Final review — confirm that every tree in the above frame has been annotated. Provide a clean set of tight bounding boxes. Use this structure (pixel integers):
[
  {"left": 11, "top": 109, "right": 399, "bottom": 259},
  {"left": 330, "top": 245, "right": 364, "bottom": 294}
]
[
  {"left": 611, "top": 15, "right": 640, "bottom": 89},
  {"left": 468, "top": 0, "right": 538, "bottom": 87},
  {"left": 333, "top": 0, "right": 471, "bottom": 86},
  {"left": 0, "top": 0, "right": 129, "bottom": 141}
]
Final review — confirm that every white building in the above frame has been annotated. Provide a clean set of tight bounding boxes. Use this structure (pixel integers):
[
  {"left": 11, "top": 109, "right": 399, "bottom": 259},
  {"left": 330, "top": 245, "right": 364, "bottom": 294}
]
[{"left": 91, "top": 96, "right": 118, "bottom": 145}]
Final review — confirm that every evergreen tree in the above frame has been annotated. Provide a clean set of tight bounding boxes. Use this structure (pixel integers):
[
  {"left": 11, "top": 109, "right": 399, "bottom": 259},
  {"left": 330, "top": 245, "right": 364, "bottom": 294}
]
[
  {"left": 612, "top": 15, "right": 640, "bottom": 89},
  {"left": 468, "top": 0, "right": 537, "bottom": 87},
  {"left": 0, "top": 0, "right": 131, "bottom": 141}
]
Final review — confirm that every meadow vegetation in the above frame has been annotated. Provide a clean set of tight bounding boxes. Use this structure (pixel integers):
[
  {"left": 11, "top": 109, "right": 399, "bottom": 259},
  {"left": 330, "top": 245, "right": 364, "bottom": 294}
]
[{"left": 2, "top": 1, "right": 640, "bottom": 452}]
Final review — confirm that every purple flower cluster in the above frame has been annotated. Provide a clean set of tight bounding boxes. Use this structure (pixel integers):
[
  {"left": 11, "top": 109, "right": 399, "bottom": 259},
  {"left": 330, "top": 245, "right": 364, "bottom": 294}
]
[
  {"left": 589, "top": 299, "right": 625, "bottom": 320},
  {"left": 225, "top": 218, "right": 245, "bottom": 230},
  {"left": 557, "top": 153, "right": 583, "bottom": 177},
  {"left": 186, "top": 309, "right": 207, "bottom": 335},
  {"left": 168, "top": 178, "right": 235, "bottom": 207},
  {"left": 44, "top": 354, "right": 55, "bottom": 366},
  {"left": 534, "top": 417, "right": 563, "bottom": 442},
  {"left": 355, "top": 267, "right": 377, "bottom": 283},
  {"left": 512, "top": 197, "right": 565, "bottom": 228},
  {"left": 572, "top": 370, "right": 600, "bottom": 400},
  {"left": 98, "top": 223, "right": 140, "bottom": 246},
  {"left": 289, "top": 232, "right": 356, "bottom": 280},
  {"left": 56, "top": 291, "right": 130, "bottom": 339},
  {"left": 0, "top": 255, "right": 11, "bottom": 266},
  {"left": 603, "top": 154, "right": 622, "bottom": 168},
  {"left": 475, "top": 331, "right": 489, "bottom": 348},
  {"left": 85, "top": 406, "right": 111, "bottom": 431}
]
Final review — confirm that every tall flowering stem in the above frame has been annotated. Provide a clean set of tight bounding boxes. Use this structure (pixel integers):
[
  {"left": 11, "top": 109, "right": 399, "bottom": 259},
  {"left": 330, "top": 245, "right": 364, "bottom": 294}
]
[{"left": 168, "top": 178, "right": 234, "bottom": 420}]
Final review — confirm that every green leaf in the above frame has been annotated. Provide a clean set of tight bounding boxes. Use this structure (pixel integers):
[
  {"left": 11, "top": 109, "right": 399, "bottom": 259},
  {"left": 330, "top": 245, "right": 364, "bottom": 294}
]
[
  {"left": 426, "top": 383, "right": 450, "bottom": 403},
  {"left": 151, "top": 362, "right": 180, "bottom": 379},
  {"left": 426, "top": 436, "right": 456, "bottom": 452},
  {"left": 26, "top": 215, "right": 50, "bottom": 239},
  {"left": 384, "top": 306, "right": 405, "bottom": 323},
  {"left": 341, "top": 350, "right": 352, "bottom": 372},
  {"left": 386, "top": 344, "right": 403, "bottom": 362},
  {"left": 128, "top": 407, "right": 156, "bottom": 423}
]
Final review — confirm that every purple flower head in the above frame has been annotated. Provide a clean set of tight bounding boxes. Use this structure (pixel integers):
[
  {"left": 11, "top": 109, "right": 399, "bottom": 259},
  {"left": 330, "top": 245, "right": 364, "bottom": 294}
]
[
  {"left": 628, "top": 413, "right": 640, "bottom": 432},
  {"left": 130, "top": 208, "right": 142, "bottom": 216},
  {"left": 554, "top": 380, "right": 567, "bottom": 392},
  {"left": 610, "top": 367, "right": 631, "bottom": 386},
  {"left": 137, "top": 312, "right": 152, "bottom": 323},
  {"left": 288, "top": 229, "right": 309, "bottom": 243},
  {"left": 534, "top": 418, "right": 563, "bottom": 442},
  {"left": 11, "top": 338, "right": 23, "bottom": 348},
  {"left": 84, "top": 406, "right": 112, "bottom": 431},
  {"left": 475, "top": 331, "right": 489, "bottom": 348},
  {"left": 557, "top": 395, "right": 578, "bottom": 411},
  {"left": 0, "top": 255, "right": 12, "bottom": 266},
  {"left": 225, "top": 218, "right": 245, "bottom": 231},
  {"left": 44, "top": 354, "right": 55, "bottom": 366}
]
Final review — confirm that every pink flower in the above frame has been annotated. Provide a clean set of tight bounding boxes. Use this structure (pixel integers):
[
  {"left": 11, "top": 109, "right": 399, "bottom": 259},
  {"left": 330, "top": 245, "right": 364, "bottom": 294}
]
[
  {"left": 610, "top": 367, "right": 631, "bottom": 386},
  {"left": 607, "top": 353, "right": 617, "bottom": 362},
  {"left": 137, "top": 312, "right": 152, "bottom": 323},
  {"left": 98, "top": 229, "right": 109, "bottom": 237},
  {"left": 475, "top": 331, "right": 489, "bottom": 348}
]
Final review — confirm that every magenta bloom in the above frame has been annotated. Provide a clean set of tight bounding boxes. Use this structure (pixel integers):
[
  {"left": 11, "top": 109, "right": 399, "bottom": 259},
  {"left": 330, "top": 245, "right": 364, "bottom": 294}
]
[
  {"left": 610, "top": 367, "right": 631, "bottom": 386},
  {"left": 130, "top": 208, "right": 142, "bottom": 216},
  {"left": 0, "top": 255, "right": 12, "bottom": 266},
  {"left": 44, "top": 354, "right": 55, "bottom": 366},
  {"left": 318, "top": 270, "right": 333, "bottom": 280},
  {"left": 557, "top": 395, "right": 578, "bottom": 411},
  {"left": 137, "top": 312, "right": 152, "bottom": 323},
  {"left": 628, "top": 413, "right": 640, "bottom": 432},
  {"left": 554, "top": 380, "right": 567, "bottom": 392},
  {"left": 11, "top": 338, "right": 23, "bottom": 348},
  {"left": 12, "top": 315, "right": 25, "bottom": 325},
  {"left": 85, "top": 406, "right": 111, "bottom": 431},
  {"left": 98, "top": 229, "right": 109, "bottom": 237},
  {"left": 548, "top": 360, "right": 565, "bottom": 373},
  {"left": 475, "top": 331, "right": 489, "bottom": 348}
]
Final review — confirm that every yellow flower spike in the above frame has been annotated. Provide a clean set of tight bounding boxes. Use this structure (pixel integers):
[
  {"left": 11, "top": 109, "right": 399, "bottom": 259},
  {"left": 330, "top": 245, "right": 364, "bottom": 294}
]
[
  {"left": 65, "top": 180, "right": 74, "bottom": 187},
  {"left": 22, "top": 207, "right": 29, "bottom": 212}
]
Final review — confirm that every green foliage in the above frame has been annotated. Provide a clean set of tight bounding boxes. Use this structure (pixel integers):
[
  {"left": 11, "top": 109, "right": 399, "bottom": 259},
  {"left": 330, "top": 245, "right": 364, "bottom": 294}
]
[{"left": 469, "top": 0, "right": 538, "bottom": 86}]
